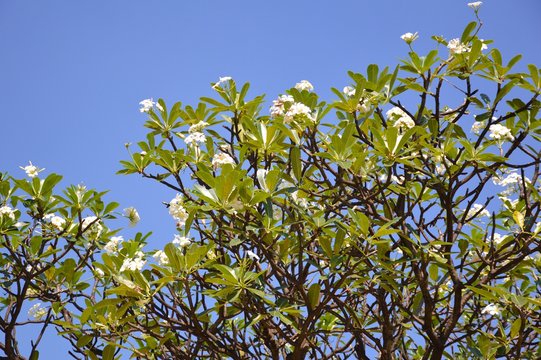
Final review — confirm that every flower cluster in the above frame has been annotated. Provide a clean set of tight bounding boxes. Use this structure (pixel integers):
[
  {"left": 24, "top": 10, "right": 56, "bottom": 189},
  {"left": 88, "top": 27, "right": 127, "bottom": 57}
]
[
  {"left": 343, "top": 86, "right": 356, "bottom": 97},
  {"left": 447, "top": 38, "right": 470, "bottom": 55},
  {"left": 184, "top": 132, "right": 206, "bottom": 147},
  {"left": 492, "top": 233, "right": 505, "bottom": 245},
  {"left": 481, "top": 303, "right": 500, "bottom": 316},
  {"left": 28, "top": 303, "right": 47, "bottom": 320},
  {"left": 269, "top": 95, "right": 294, "bottom": 117},
  {"left": 172, "top": 234, "right": 192, "bottom": 248},
  {"left": 153, "top": 250, "right": 169, "bottom": 266},
  {"left": 120, "top": 251, "right": 146, "bottom": 272},
  {"left": 400, "top": 32, "right": 419, "bottom": 44},
  {"left": 294, "top": 80, "right": 314, "bottom": 92},
  {"left": 94, "top": 268, "right": 105, "bottom": 277},
  {"left": 246, "top": 250, "right": 260, "bottom": 261},
  {"left": 81, "top": 216, "right": 103, "bottom": 239},
  {"left": 189, "top": 121, "right": 209, "bottom": 133},
  {"left": 493, "top": 171, "right": 528, "bottom": 187},
  {"left": 493, "top": 171, "right": 529, "bottom": 196},
  {"left": 139, "top": 99, "right": 155, "bottom": 113},
  {"left": 284, "top": 102, "right": 315, "bottom": 124},
  {"left": 43, "top": 213, "right": 66, "bottom": 230},
  {"left": 435, "top": 162, "right": 446, "bottom": 176},
  {"left": 20, "top": 161, "right": 43, "bottom": 178},
  {"left": 169, "top": 194, "right": 189, "bottom": 226},
  {"left": 0, "top": 205, "right": 16, "bottom": 220},
  {"left": 212, "top": 76, "right": 233, "bottom": 90},
  {"left": 467, "top": 1, "right": 482, "bottom": 10},
  {"left": 471, "top": 120, "right": 485, "bottom": 134},
  {"left": 104, "top": 236, "right": 123, "bottom": 255},
  {"left": 123, "top": 207, "right": 140, "bottom": 227},
  {"left": 466, "top": 203, "right": 490, "bottom": 219},
  {"left": 489, "top": 124, "right": 514, "bottom": 141},
  {"left": 386, "top": 107, "right": 415, "bottom": 129},
  {"left": 212, "top": 152, "right": 235, "bottom": 170},
  {"left": 140, "top": 99, "right": 164, "bottom": 113},
  {"left": 380, "top": 174, "right": 405, "bottom": 185}
]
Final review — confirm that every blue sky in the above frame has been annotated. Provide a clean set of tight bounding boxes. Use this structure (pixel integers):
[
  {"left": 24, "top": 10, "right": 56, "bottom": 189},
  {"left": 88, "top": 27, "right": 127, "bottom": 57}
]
[{"left": 1, "top": 0, "right": 540, "bottom": 357}]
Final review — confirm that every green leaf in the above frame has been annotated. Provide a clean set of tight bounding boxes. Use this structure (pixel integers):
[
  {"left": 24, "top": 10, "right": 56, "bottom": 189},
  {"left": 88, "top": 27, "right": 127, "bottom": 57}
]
[
  {"left": 102, "top": 344, "right": 115, "bottom": 360},
  {"left": 30, "top": 236, "right": 43, "bottom": 255},
  {"left": 212, "top": 264, "right": 238, "bottom": 284},
  {"left": 290, "top": 147, "right": 302, "bottom": 181},
  {"left": 429, "top": 264, "right": 439, "bottom": 282},
  {"left": 307, "top": 283, "right": 321, "bottom": 310},
  {"left": 513, "top": 211, "right": 525, "bottom": 230},
  {"left": 461, "top": 21, "right": 478, "bottom": 43},
  {"left": 468, "top": 39, "right": 482, "bottom": 68},
  {"left": 318, "top": 237, "right": 333, "bottom": 258},
  {"left": 41, "top": 173, "right": 63, "bottom": 195},
  {"left": 77, "top": 335, "right": 93, "bottom": 348},
  {"left": 495, "top": 80, "right": 517, "bottom": 104},
  {"left": 510, "top": 318, "right": 522, "bottom": 339}
]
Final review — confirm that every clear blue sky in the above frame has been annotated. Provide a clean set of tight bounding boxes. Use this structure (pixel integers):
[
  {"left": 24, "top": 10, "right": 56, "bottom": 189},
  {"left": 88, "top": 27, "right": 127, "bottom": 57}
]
[{"left": 1, "top": 0, "right": 540, "bottom": 357}]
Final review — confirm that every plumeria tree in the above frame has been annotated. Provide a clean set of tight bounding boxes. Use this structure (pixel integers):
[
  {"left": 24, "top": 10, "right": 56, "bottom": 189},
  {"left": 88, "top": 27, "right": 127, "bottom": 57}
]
[{"left": 2, "top": 2, "right": 541, "bottom": 359}]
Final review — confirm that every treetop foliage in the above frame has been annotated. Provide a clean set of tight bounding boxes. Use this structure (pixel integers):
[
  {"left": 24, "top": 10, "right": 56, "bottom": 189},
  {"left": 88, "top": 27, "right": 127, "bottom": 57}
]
[{"left": 1, "top": 3, "right": 541, "bottom": 359}]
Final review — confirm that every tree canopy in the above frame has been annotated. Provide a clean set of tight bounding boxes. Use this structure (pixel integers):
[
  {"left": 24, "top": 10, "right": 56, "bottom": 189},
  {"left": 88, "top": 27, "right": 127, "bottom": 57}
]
[{"left": 1, "top": 3, "right": 541, "bottom": 359}]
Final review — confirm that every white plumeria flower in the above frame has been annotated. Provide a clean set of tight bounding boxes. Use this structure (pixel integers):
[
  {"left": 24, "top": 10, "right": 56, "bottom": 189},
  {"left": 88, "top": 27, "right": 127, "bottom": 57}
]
[
  {"left": 51, "top": 216, "right": 65, "bottom": 229},
  {"left": 169, "top": 194, "right": 189, "bottom": 226},
  {"left": 493, "top": 171, "right": 529, "bottom": 189},
  {"left": 284, "top": 102, "right": 314, "bottom": 124},
  {"left": 489, "top": 124, "right": 514, "bottom": 141},
  {"left": 481, "top": 303, "right": 500, "bottom": 316},
  {"left": 139, "top": 98, "right": 155, "bottom": 113},
  {"left": 386, "top": 107, "right": 406, "bottom": 119},
  {"left": 120, "top": 251, "right": 146, "bottom": 272},
  {"left": 295, "top": 80, "right": 314, "bottom": 92},
  {"left": 492, "top": 233, "right": 505, "bottom": 245},
  {"left": 153, "top": 250, "right": 169, "bottom": 266},
  {"left": 393, "top": 116, "right": 415, "bottom": 130},
  {"left": 378, "top": 173, "right": 405, "bottom": 185},
  {"left": 212, "top": 152, "right": 235, "bottom": 170},
  {"left": 94, "top": 268, "right": 105, "bottom": 278},
  {"left": 155, "top": 102, "right": 164, "bottom": 112},
  {"left": 20, "top": 161, "right": 43, "bottom": 178},
  {"left": 123, "top": 207, "right": 140, "bottom": 227},
  {"left": 0, "top": 205, "right": 16, "bottom": 220},
  {"left": 43, "top": 213, "right": 66, "bottom": 230},
  {"left": 386, "top": 107, "right": 414, "bottom": 129},
  {"left": 28, "top": 303, "right": 47, "bottom": 320},
  {"left": 343, "top": 86, "right": 356, "bottom": 97},
  {"left": 467, "top": 1, "right": 482, "bottom": 10},
  {"left": 466, "top": 204, "right": 490, "bottom": 219},
  {"left": 269, "top": 94, "right": 295, "bottom": 117},
  {"left": 184, "top": 132, "right": 206, "bottom": 147},
  {"left": 246, "top": 250, "right": 260, "bottom": 261},
  {"left": 81, "top": 216, "right": 103, "bottom": 239},
  {"left": 104, "top": 236, "right": 123, "bottom": 255},
  {"left": 435, "top": 163, "right": 446, "bottom": 176},
  {"left": 471, "top": 121, "right": 485, "bottom": 134},
  {"left": 189, "top": 121, "right": 209, "bottom": 133},
  {"left": 400, "top": 32, "right": 419, "bottom": 44},
  {"left": 447, "top": 38, "right": 470, "bottom": 55},
  {"left": 212, "top": 76, "right": 233, "bottom": 89},
  {"left": 172, "top": 234, "right": 192, "bottom": 248}
]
